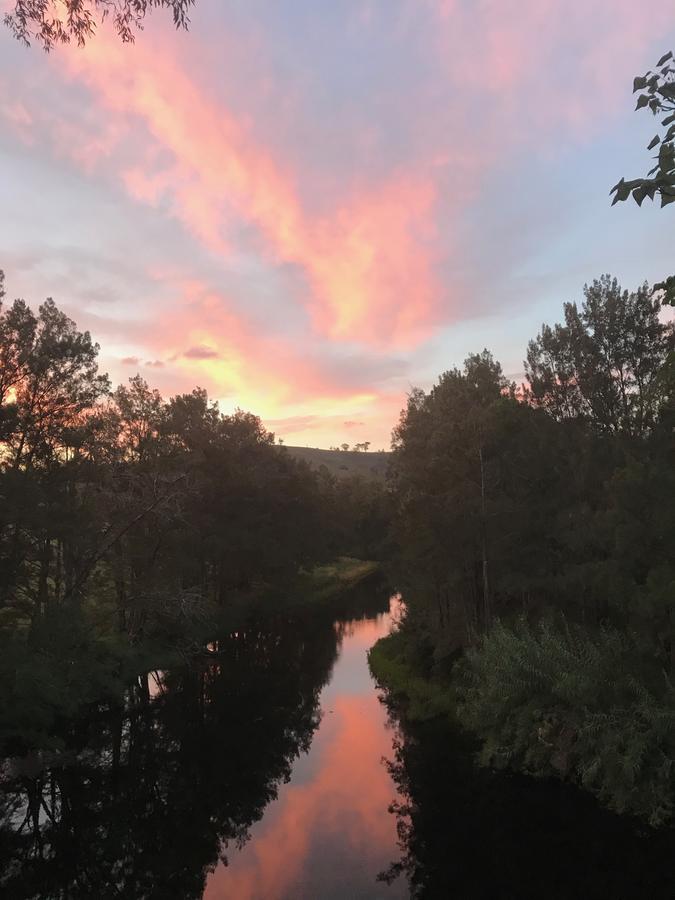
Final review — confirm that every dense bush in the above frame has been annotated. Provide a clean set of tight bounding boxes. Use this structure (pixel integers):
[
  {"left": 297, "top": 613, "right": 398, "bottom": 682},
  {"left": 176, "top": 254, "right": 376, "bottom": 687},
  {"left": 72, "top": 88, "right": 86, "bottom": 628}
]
[{"left": 457, "top": 617, "right": 675, "bottom": 825}]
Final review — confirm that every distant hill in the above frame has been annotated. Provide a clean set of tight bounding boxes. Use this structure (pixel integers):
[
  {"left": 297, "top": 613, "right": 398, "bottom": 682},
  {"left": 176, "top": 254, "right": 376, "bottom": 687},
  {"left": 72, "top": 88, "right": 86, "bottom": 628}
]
[{"left": 286, "top": 446, "right": 390, "bottom": 481}]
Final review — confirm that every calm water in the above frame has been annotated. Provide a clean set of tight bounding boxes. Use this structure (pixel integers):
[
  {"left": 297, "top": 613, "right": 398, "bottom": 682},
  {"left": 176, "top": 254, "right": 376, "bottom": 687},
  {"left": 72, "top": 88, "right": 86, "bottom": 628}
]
[
  {"left": 2, "top": 588, "right": 675, "bottom": 899},
  {"left": 0, "top": 588, "right": 409, "bottom": 899},
  {"left": 203, "top": 600, "right": 406, "bottom": 899}
]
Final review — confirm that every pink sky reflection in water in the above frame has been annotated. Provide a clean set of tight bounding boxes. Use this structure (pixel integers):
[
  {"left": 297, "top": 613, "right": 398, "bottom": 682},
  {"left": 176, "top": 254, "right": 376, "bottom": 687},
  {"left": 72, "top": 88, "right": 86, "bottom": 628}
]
[{"left": 203, "top": 600, "right": 406, "bottom": 900}]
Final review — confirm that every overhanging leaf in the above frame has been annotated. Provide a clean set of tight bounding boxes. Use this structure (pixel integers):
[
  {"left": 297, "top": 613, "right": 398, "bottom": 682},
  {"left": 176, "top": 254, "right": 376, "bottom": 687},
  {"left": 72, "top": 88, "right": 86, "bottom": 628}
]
[
  {"left": 611, "top": 179, "right": 632, "bottom": 204},
  {"left": 632, "top": 186, "right": 648, "bottom": 206}
]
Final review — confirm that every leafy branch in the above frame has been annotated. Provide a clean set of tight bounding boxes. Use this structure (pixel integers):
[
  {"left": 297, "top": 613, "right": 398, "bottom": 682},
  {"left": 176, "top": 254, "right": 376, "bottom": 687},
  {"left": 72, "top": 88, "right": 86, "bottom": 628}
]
[
  {"left": 4, "top": 0, "right": 195, "bottom": 50},
  {"left": 611, "top": 51, "right": 675, "bottom": 209}
]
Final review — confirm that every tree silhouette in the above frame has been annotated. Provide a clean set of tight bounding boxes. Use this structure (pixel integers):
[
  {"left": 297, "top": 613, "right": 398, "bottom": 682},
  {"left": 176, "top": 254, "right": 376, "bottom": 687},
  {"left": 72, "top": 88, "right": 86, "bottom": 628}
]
[
  {"left": 4, "top": 0, "right": 195, "bottom": 50},
  {"left": 611, "top": 50, "right": 675, "bottom": 218}
]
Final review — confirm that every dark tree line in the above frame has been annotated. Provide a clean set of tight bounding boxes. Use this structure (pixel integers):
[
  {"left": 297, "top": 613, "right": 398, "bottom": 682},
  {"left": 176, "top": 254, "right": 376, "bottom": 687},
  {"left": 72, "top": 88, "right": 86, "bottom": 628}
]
[
  {"left": 387, "top": 274, "right": 675, "bottom": 823},
  {"left": 0, "top": 271, "right": 383, "bottom": 749},
  {"left": 0, "top": 274, "right": 318, "bottom": 619},
  {"left": 0, "top": 610, "right": 342, "bottom": 899},
  {"left": 380, "top": 714, "right": 675, "bottom": 900}
]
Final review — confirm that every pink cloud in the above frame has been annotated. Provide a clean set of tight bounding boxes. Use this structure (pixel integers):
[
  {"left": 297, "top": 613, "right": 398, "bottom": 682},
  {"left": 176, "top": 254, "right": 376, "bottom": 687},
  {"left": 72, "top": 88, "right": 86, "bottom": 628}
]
[
  {"left": 82, "top": 275, "right": 401, "bottom": 448},
  {"left": 429, "top": 0, "right": 675, "bottom": 139},
  {"left": 5, "top": 1, "right": 670, "bottom": 358},
  {"left": 21, "top": 33, "right": 439, "bottom": 349},
  {"left": 182, "top": 345, "right": 220, "bottom": 360},
  {"left": 0, "top": 94, "right": 33, "bottom": 144},
  {"left": 3, "top": 0, "right": 675, "bottom": 449},
  {"left": 29, "top": 1, "right": 670, "bottom": 352}
]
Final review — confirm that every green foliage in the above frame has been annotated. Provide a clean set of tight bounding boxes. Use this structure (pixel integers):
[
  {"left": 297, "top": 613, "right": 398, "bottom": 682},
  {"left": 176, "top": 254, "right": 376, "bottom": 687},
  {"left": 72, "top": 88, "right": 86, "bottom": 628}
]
[
  {"left": 0, "top": 272, "right": 380, "bottom": 752},
  {"left": 300, "top": 557, "right": 380, "bottom": 597},
  {"left": 369, "top": 630, "right": 456, "bottom": 722},
  {"left": 0, "top": 611, "right": 342, "bottom": 898},
  {"left": 0, "top": 607, "right": 132, "bottom": 751},
  {"left": 389, "top": 273, "right": 675, "bottom": 824},
  {"left": 525, "top": 275, "right": 673, "bottom": 435},
  {"left": 457, "top": 617, "right": 675, "bottom": 825},
  {"left": 381, "top": 704, "right": 675, "bottom": 899},
  {"left": 611, "top": 50, "right": 675, "bottom": 208},
  {"left": 389, "top": 347, "right": 581, "bottom": 647},
  {"left": 654, "top": 274, "right": 675, "bottom": 307}
]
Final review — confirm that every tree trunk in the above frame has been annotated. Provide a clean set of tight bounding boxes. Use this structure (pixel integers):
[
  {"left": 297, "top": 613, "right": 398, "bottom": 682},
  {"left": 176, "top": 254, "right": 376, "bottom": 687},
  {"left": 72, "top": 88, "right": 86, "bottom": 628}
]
[
  {"left": 478, "top": 444, "right": 491, "bottom": 631},
  {"left": 113, "top": 540, "right": 127, "bottom": 633},
  {"left": 36, "top": 537, "right": 51, "bottom": 617}
]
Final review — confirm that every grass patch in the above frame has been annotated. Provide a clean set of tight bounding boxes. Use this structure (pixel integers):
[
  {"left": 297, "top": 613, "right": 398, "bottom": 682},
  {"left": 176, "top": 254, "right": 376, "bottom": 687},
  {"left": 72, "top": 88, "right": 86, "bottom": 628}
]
[
  {"left": 368, "top": 630, "right": 456, "bottom": 722},
  {"left": 249, "top": 557, "right": 383, "bottom": 616},
  {"left": 301, "top": 557, "right": 380, "bottom": 599}
]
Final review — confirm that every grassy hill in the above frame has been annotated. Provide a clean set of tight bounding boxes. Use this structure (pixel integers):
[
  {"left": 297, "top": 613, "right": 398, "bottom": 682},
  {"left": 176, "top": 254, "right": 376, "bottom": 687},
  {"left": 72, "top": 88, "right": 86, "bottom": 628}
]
[{"left": 286, "top": 446, "right": 390, "bottom": 481}]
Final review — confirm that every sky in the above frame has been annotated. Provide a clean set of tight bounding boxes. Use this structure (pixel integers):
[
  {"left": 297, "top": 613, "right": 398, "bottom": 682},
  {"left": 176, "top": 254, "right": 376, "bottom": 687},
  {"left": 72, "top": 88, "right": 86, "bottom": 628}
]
[{"left": 1, "top": 0, "right": 675, "bottom": 449}]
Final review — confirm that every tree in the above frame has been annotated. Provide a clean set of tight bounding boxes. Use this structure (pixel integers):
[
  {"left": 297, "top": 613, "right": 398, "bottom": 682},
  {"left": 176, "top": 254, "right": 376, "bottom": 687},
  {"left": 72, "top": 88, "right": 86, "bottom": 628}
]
[
  {"left": 382, "top": 273, "right": 675, "bottom": 824},
  {"left": 0, "top": 288, "right": 110, "bottom": 610},
  {"left": 389, "top": 350, "right": 531, "bottom": 646},
  {"left": 4, "top": 0, "right": 195, "bottom": 50},
  {"left": 525, "top": 276, "right": 673, "bottom": 437},
  {"left": 0, "top": 273, "right": 338, "bottom": 659},
  {"left": 114, "top": 374, "right": 163, "bottom": 464},
  {"left": 6, "top": 297, "right": 109, "bottom": 471},
  {"left": 610, "top": 51, "right": 675, "bottom": 209}
]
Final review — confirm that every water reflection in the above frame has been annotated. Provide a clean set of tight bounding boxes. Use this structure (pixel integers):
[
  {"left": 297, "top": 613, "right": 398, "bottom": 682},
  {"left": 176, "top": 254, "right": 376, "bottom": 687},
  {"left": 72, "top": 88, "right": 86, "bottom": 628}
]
[
  {"left": 0, "top": 585, "right": 404, "bottom": 899},
  {"left": 204, "top": 603, "right": 405, "bottom": 899},
  {"left": 4, "top": 582, "right": 671, "bottom": 899},
  {"left": 380, "top": 696, "right": 675, "bottom": 899}
]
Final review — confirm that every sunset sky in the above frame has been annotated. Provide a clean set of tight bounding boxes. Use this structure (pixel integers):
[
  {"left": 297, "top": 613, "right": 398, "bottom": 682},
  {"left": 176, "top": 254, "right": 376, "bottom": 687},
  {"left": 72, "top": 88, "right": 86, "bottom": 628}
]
[{"left": 2, "top": 0, "right": 675, "bottom": 448}]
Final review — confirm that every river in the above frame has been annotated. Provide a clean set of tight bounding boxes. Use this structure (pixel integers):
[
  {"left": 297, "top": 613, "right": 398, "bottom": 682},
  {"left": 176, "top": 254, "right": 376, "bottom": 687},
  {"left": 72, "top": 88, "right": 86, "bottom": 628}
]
[
  {"left": 2, "top": 587, "right": 675, "bottom": 899},
  {"left": 0, "top": 587, "right": 409, "bottom": 898},
  {"left": 203, "top": 596, "right": 406, "bottom": 899}
]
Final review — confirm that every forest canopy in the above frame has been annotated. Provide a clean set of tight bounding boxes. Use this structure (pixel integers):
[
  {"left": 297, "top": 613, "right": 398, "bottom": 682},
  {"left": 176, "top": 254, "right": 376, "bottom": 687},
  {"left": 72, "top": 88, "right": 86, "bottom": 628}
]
[
  {"left": 384, "top": 274, "right": 675, "bottom": 824},
  {"left": 0, "top": 271, "right": 386, "bottom": 749}
]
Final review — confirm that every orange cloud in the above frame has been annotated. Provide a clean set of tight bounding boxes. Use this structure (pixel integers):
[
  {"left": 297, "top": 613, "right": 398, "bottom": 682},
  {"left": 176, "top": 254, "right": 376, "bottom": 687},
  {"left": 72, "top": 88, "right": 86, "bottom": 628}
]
[
  {"left": 92, "top": 275, "right": 402, "bottom": 448},
  {"left": 50, "top": 34, "right": 440, "bottom": 349},
  {"left": 6, "top": 0, "right": 675, "bottom": 450},
  {"left": 42, "top": 0, "right": 672, "bottom": 355}
]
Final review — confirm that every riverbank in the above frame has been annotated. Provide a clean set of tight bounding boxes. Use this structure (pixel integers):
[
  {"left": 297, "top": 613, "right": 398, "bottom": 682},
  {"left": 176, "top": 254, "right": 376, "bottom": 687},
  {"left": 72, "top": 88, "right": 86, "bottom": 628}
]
[
  {"left": 251, "top": 556, "right": 382, "bottom": 617},
  {"left": 0, "top": 556, "right": 382, "bottom": 754},
  {"left": 0, "top": 589, "right": 409, "bottom": 899},
  {"left": 296, "top": 556, "right": 381, "bottom": 601},
  {"left": 369, "top": 618, "right": 675, "bottom": 829},
  {"left": 368, "top": 630, "right": 455, "bottom": 722}
]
